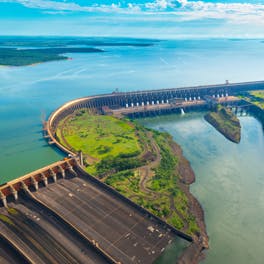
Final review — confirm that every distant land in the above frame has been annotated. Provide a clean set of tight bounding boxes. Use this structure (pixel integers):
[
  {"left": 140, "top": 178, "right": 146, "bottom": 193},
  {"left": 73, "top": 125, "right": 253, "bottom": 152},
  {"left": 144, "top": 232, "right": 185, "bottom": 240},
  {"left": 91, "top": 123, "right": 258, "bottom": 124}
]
[
  {"left": 0, "top": 36, "right": 155, "bottom": 66},
  {"left": 0, "top": 36, "right": 156, "bottom": 47},
  {"left": 0, "top": 47, "right": 104, "bottom": 66}
]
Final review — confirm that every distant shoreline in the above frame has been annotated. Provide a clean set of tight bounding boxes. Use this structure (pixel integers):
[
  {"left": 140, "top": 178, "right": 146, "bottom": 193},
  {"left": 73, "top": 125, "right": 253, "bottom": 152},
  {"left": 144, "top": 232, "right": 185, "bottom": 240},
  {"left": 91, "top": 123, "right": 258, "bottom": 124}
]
[{"left": 0, "top": 47, "right": 104, "bottom": 66}]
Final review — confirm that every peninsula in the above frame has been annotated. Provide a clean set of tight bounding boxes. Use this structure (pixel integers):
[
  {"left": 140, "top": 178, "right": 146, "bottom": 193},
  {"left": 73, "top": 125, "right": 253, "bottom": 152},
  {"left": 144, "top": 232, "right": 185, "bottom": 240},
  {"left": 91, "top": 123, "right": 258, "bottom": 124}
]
[
  {"left": 55, "top": 109, "right": 209, "bottom": 261},
  {"left": 204, "top": 105, "right": 241, "bottom": 143},
  {"left": 0, "top": 36, "right": 155, "bottom": 66},
  {"left": 0, "top": 47, "right": 104, "bottom": 66}
]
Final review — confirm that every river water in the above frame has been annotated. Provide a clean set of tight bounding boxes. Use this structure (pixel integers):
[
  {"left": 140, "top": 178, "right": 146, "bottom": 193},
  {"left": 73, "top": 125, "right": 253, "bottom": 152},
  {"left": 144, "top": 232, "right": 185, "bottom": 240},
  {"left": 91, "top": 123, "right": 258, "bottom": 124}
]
[
  {"left": 0, "top": 37, "right": 264, "bottom": 263},
  {"left": 140, "top": 112, "right": 264, "bottom": 264}
]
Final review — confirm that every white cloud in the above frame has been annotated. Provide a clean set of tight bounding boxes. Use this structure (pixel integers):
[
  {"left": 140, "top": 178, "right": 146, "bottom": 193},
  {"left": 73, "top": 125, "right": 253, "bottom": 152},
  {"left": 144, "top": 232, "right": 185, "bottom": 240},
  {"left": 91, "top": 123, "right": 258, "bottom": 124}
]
[{"left": 2, "top": 0, "right": 264, "bottom": 25}]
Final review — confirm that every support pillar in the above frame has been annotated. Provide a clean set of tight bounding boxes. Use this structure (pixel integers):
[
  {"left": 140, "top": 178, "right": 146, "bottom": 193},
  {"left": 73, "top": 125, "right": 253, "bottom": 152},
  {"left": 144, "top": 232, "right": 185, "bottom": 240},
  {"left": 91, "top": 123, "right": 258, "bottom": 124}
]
[
  {"left": 0, "top": 191, "right": 7, "bottom": 208},
  {"left": 78, "top": 151, "right": 84, "bottom": 167},
  {"left": 40, "top": 173, "right": 48, "bottom": 187},
  {"left": 58, "top": 166, "right": 65, "bottom": 179},
  {"left": 31, "top": 176, "right": 38, "bottom": 191},
  {"left": 21, "top": 181, "right": 29, "bottom": 192},
  {"left": 66, "top": 161, "right": 77, "bottom": 177},
  {"left": 9, "top": 185, "right": 18, "bottom": 201},
  {"left": 49, "top": 168, "right": 57, "bottom": 183}
]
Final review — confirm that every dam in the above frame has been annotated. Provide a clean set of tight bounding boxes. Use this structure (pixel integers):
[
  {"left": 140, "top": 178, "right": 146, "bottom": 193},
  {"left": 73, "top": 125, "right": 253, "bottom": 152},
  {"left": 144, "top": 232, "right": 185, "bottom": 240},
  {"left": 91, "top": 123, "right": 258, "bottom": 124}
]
[{"left": 1, "top": 80, "right": 263, "bottom": 263}]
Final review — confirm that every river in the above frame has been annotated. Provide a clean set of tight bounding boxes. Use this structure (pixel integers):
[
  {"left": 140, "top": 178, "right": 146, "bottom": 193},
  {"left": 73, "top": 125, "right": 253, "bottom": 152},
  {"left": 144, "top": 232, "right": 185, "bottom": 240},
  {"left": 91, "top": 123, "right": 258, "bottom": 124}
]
[
  {"left": 140, "top": 112, "right": 264, "bottom": 264},
  {"left": 0, "top": 37, "right": 264, "bottom": 263}
]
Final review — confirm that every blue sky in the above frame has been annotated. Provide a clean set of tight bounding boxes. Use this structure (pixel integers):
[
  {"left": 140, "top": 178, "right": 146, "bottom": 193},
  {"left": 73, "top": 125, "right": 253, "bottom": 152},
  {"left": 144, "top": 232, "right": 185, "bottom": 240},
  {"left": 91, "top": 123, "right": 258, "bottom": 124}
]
[{"left": 1, "top": 0, "right": 264, "bottom": 38}]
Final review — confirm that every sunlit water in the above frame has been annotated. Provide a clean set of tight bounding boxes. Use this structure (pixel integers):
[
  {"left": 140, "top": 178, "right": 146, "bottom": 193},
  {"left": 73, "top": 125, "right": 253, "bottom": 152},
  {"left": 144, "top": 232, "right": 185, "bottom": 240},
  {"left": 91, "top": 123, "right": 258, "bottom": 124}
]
[
  {"left": 139, "top": 112, "right": 264, "bottom": 264},
  {"left": 0, "top": 38, "right": 264, "bottom": 263}
]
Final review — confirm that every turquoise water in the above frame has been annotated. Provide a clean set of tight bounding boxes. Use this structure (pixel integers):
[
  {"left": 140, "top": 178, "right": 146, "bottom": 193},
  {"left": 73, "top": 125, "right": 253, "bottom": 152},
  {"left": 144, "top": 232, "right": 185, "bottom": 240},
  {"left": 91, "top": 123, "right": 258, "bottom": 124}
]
[
  {"left": 0, "top": 37, "right": 264, "bottom": 263},
  {"left": 140, "top": 112, "right": 264, "bottom": 264}
]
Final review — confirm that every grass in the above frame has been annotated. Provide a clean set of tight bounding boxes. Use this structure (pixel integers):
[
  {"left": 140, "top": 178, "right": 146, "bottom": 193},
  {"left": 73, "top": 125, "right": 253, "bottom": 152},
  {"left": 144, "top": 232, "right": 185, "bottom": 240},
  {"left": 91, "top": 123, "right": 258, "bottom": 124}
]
[{"left": 57, "top": 110, "right": 141, "bottom": 161}]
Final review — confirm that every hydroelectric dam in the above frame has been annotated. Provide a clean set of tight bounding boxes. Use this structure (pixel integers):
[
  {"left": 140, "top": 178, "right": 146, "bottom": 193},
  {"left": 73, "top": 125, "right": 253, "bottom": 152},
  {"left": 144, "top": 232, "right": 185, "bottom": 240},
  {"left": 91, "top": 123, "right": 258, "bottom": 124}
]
[{"left": 0, "top": 80, "right": 263, "bottom": 264}]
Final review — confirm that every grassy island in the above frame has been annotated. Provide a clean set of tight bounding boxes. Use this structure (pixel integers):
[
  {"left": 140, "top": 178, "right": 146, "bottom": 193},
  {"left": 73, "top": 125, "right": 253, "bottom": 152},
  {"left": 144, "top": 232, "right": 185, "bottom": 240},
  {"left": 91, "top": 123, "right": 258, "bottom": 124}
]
[
  {"left": 0, "top": 47, "right": 103, "bottom": 66},
  {"left": 205, "top": 105, "right": 241, "bottom": 143},
  {"left": 56, "top": 109, "right": 208, "bottom": 243}
]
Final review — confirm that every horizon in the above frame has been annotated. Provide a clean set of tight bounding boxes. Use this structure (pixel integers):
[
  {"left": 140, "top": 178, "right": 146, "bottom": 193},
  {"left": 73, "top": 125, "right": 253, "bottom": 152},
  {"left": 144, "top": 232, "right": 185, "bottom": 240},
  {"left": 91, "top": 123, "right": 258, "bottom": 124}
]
[{"left": 1, "top": 0, "right": 264, "bottom": 38}]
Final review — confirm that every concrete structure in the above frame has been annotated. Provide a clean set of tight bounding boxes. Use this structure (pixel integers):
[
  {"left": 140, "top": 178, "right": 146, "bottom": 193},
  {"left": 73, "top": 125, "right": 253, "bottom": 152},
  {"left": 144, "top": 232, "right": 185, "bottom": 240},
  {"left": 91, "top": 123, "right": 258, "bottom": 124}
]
[{"left": 45, "top": 80, "right": 263, "bottom": 157}]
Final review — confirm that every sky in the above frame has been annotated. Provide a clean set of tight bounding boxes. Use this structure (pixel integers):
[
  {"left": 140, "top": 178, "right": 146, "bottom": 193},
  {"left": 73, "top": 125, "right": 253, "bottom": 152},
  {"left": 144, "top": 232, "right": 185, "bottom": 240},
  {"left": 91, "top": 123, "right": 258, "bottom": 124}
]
[{"left": 1, "top": 0, "right": 264, "bottom": 38}]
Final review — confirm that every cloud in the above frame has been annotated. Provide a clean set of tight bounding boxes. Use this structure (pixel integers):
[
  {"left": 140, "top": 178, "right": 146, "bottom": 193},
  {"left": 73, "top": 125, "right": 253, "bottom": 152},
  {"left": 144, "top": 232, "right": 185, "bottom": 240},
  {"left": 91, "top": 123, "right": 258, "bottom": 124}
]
[{"left": 2, "top": 0, "right": 264, "bottom": 25}]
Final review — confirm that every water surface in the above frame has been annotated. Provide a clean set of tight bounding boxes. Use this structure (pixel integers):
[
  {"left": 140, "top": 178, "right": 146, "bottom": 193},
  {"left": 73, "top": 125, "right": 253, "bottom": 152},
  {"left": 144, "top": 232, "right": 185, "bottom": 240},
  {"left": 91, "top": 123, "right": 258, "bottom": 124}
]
[{"left": 139, "top": 112, "right": 264, "bottom": 264}]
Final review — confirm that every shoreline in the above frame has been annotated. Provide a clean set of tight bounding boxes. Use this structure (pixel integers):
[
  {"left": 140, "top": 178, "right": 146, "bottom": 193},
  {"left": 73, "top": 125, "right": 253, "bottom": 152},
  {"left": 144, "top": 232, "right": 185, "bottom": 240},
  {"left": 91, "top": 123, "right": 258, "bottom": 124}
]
[{"left": 169, "top": 140, "right": 209, "bottom": 263}]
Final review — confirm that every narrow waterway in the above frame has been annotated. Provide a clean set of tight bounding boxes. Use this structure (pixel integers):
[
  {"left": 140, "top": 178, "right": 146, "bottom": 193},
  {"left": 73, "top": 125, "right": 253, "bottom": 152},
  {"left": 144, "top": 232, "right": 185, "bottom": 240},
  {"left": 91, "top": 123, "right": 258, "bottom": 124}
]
[{"left": 139, "top": 112, "right": 264, "bottom": 264}]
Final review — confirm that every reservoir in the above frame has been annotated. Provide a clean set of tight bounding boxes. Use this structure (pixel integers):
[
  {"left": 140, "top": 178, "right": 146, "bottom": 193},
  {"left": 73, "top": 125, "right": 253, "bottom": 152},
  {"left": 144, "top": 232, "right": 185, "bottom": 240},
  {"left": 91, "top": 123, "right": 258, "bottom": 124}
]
[
  {"left": 0, "top": 38, "right": 264, "bottom": 263},
  {"left": 140, "top": 113, "right": 264, "bottom": 264}
]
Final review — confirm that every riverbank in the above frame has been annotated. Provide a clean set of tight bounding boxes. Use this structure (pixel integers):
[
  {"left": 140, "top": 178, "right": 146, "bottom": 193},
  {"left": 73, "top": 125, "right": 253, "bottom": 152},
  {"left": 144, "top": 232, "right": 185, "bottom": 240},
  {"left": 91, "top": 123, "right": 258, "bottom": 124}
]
[{"left": 170, "top": 141, "right": 209, "bottom": 263}]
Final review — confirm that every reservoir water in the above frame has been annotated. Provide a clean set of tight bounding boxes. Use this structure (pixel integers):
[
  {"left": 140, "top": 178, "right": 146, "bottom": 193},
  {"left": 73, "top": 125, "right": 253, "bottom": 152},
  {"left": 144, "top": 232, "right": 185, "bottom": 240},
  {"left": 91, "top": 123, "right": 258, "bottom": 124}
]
[{"left": 0, "top": 38, "right": 264, "bottom": 263}]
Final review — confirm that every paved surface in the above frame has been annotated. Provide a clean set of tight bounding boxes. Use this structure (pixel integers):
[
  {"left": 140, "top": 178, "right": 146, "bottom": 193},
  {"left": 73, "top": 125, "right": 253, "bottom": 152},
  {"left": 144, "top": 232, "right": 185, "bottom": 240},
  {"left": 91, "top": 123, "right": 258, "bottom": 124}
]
[
  {"left": 0, "top": 236, "right": 29, "bottom": 264},
  {"left": 0, "top": 197, "right": 109, "bottom": 264},
  {"left": 34, "top": 173, "right": 177, "bottom": 264}
]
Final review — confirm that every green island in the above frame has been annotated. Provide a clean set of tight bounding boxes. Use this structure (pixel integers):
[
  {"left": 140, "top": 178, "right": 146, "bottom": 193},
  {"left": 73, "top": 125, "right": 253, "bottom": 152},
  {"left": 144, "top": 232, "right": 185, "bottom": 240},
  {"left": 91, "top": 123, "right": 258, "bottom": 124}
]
[
  {"left": 55, "top": 109, "right": 208, "bottom": 242},
  {"left": 204, "top": 105, "right": 241, "bottom": 143},
  {"left": 0, "top": 47, "right": 104, "bottom": 66}
]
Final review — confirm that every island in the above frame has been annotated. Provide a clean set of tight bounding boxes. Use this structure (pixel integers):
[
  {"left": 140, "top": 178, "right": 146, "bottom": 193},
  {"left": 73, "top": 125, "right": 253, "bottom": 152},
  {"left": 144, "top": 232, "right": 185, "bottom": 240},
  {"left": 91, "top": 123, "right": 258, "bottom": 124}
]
[
  {"left": 204, "top": 105, "right": 241, "bottom": 143},
  {"left": 0, "top": 47, "right": 104, "bottom": 66},
  {"left": 55, "top": 109, "right": 209, "bottom": 262}
]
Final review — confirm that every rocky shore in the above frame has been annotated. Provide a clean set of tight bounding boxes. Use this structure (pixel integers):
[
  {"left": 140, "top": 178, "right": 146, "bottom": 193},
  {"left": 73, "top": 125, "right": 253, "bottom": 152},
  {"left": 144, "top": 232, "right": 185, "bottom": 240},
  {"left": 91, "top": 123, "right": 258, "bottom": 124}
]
[{"left": 170, "top": 140, "right": 209, "bottom": 264}]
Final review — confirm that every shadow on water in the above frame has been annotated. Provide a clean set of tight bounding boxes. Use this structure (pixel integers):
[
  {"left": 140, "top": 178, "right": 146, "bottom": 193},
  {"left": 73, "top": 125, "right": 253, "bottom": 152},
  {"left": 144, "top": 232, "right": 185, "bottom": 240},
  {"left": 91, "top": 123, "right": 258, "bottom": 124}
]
[{"left": 154, "top": 238, "right": 190, "bottom": 264}]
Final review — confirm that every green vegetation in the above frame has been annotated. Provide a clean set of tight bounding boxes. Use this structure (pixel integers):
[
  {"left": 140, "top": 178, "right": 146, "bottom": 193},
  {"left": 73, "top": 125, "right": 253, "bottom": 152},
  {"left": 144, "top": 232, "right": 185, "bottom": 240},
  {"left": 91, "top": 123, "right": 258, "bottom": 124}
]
[
  {"left": 56, "top": 110, "right": 201, "bottom": 237},
  {"left": 205, "top": 105, "right": 241, "bottom": 143},
  {"left": 56, "top": 110, "right": 141, "bottom": 175},
  {"left": 0, "top": 36, "right": 155, "bottom": 48},
  {"left": 240, "top": 90, "right": 264, "bottom": 109},
  {"left": 0, "top": 47, "right": 103, "bottom": 66}
]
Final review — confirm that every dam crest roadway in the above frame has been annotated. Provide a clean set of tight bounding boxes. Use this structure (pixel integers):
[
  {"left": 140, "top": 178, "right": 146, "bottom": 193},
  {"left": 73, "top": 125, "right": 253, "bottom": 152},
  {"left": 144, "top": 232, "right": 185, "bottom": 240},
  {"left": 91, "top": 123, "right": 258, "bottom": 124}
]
[{"left": 1, "top": 80, "right": 264, "bottom": 264}]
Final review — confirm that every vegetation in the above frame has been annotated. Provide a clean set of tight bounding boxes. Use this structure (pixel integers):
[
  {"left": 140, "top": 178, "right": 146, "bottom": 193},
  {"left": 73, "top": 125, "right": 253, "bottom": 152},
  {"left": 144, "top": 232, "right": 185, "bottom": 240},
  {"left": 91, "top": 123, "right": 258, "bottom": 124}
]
[
  {"left": 205, "top": 105, "right": 241, "bottom": 143},
  {"left": 240, "top": 90, "right": 264, "bottom": 109},
  {"left": 0, "top": 47, "right": 103, "bottom": 66},
  {"left": 56, "top": 110, "right": 200, "bottom": 237},
  {"left": 0, "top": 36, "right": 155, "bottom": 48}
]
